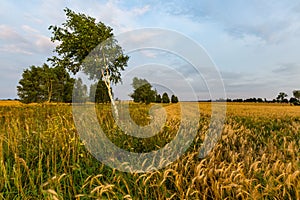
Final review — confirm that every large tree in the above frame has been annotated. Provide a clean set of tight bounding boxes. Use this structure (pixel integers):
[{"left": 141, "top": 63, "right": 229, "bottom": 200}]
[
  {"left": 130, "top": 77, "right": 156, "bottom": 104},
  {"left": 17, "top": 64, "right": 75, "bottom": 103},
  {"left": 49, "top": 8, "right": 129, "bottom": 119}
]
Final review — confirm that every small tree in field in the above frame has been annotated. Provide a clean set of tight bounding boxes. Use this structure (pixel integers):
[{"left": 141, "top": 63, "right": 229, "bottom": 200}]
[
  {"left": 73, "top": 78, "right": 88, "bottom": 103},
  {"left": 171, "top": 95, "right": 179, "bottom": 103},
  {"left": 155, "top": 94, "right": 162, "bottom": 103},
  {"left": 130, "top": 77, "right": 156, "bottom": 104},
  {"left": 293, "top": 90, "right": 300, "bottom": 100},
  {"left": 162, "top": 92, "right": 170, "bottom": 103},
  {"left": 276, "top": 92, "right": 288, "bottom": 103},
  {"left": 292, "top": 90, "right": 300, "bottom": 105}
]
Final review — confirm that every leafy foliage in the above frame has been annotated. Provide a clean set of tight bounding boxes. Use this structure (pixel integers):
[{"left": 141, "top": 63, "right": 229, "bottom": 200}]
[
  {"left": 276, "top": 92, "right": 288, "bottom": 103},
  {"left": 162, "top": 92, "right": 170, "bottom": 103},
  {"left": 48, "top": 8, "right": 129, "bottom": 84},
  {"left": 73, "top": 78, "right": 88, "bottom": 103},
  {"left": 130, "top": 77, "right": 156, "bottom": 104},
  {"left": 293, "top": 90, "right": 300, "bottom": 100},
  {"left": 155, "top": 94, "right": 162, "bottom": 103},
  {"left": 130, "top": 77, "right": 179, "bottom": 104},
  {"left": 89, "top": 80, "right": 112, "bottom": 103},
  {"left": 17, "top": 64, "right": 74, "bottom": 103},
  {"left": 171, "top": 94, "right": 179, "bottom": 103}
]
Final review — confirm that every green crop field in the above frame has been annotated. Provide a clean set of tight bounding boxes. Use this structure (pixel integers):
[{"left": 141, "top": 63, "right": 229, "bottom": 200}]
[{"left": 0, "top": 102, "right": 299, "bottom": 199}]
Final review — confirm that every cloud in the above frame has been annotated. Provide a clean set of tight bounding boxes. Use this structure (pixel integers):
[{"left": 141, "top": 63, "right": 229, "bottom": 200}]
[
  {"left": 131, "top": 5, "right": 150, "bottom": 16},
  {"left": 0, "top": 24, "right": 55, "bottom": 55},
  {"left": 1, "top": 0, "right": 300, "bottom": 99},
  {"left": 22, "top": 25, "right": 40, "bottom": 33},
  {"left": 158, "top": 1, "right": 300, "bottom": 44},
  {"left": 0, "top": 44, "right": 33, "bottom": 55},
  {"left": 220, "top": 71, "right": 244, "bottom": 81},
  {"left": 63, "top": 0, "right": 151, "bottom": 33},
  {"left": 272, "top": 63, "right": 300, "bottom": 75},
  {"left": 34, "top": 34, "right": 55, "bottom": 53},
  {"left": 0, "top": 25, "right": 26, "bottom": 42}
]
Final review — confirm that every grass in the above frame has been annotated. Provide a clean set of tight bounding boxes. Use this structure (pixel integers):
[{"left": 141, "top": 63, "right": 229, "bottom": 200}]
[{"left": 0, "top": 101, "right": 299, "bottom": 199}]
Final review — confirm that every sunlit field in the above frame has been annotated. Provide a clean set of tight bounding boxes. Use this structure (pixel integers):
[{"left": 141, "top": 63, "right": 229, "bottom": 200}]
[{"left": 0, "top": 101, "right": 299, "bottom": 199}]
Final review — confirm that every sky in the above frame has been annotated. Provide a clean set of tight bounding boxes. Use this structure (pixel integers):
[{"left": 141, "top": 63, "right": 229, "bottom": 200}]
[{"left": 1, "top": 0, "right": 300, "bottom": 100}]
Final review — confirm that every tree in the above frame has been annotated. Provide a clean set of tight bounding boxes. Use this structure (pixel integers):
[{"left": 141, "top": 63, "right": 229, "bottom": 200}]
[
  {"left": 276, "top": 92, "right": 288, "bottom": 103},
  {"left": 49, "top": 8, "right": 129, "bottom": 120},
  {"left": 257, "top": 98, "right": 263, "bottom": 103},
  {"left": 17, "top": 64, "right": 74, "bottom": 103},
  {"left": 171, "top": 95, "right": 179, "bottom": 103},
  {"left": 289, "top": 97, "right": 299, "bottom": 104},
  {"left": 50, "top": 65, "right": 75, "bottom": 103},
  {"left": 73, "top": 78, "right": 88, "bottom": 103},
  {"left": 293, "top": 90, "right": 300, "bottom": 100},
  {"left": 17, "top": 65, "right": 45, "bottom": 103},
  {"left": 130, "top": 77, "right": 156, "bottom": 104},
  {"left": 155, "top": 94, "right": 162, "bottom": 103},
  {"left": 162, "top": 92, "right": 170, "bottom": 103},
  {"left": 291, "top": 90, "right": 300, "bottom": 105},
  {"left": 89, "top": 80, "right": 112, "bottom": 103}
]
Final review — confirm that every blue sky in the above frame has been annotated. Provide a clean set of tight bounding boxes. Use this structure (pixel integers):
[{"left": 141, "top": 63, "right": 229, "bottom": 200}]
[{"left": 1, "top": 0, "right": 300, "bottom": 100}]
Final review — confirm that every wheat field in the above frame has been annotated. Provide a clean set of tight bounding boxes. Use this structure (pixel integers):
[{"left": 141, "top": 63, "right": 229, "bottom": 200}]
[{"left": 0, "top": 101, "right": 299, "bottom": 199}]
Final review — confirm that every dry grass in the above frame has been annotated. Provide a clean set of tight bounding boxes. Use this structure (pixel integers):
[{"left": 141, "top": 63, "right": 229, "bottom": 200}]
[
  {"left": 0, "top": 102, "right": 299, "bottom": 199},
  {"left": 0, "top": 100, "right": 22, "bottom": 106}
]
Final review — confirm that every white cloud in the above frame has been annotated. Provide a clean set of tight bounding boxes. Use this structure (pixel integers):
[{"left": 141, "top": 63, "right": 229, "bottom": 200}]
[
  {"left": 34, "top": 34, "right": 55, "bottom": 53},
  {"left": 131, "top": 5, "right": 150, "bottom": 16},
  {"left": 0, "top": 24, "right": 54, "bottom": 55},
  {"left": 0, "top": 44, "right": 33, "bottom": 55},
  {"left": 0, "top": 25, "right": 26, "bottom": 41},
  {"left": 22, "top": 25, "right": 40, "bottom": 34}
]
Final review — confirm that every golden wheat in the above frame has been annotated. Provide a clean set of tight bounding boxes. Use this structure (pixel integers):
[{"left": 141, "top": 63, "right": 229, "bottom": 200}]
[{"left": 0, "top": 102, "right": 299, "bottom": 199}]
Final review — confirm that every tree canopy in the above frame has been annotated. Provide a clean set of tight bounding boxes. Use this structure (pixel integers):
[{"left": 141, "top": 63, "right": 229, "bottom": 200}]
[
  {"left": 276, "top": 92, "right": 288, "bottom": 103},
  {"left": 293, "top": 90, "right": 300, "bottom": 100},
  {"left": 130, "top": 77, "right": 156, "bottom": 104},
  {"left": 73, "top": 78, "right": 88, "bottom": 103},
  {"left": 171, "top": 94, "right": 179, "bottom": 103},
  {"left": 49, "top": 8, "right": 129, "bottom": 83},
  {"left": 49, "top": 8, "right": 129, "bottom": 119},
  {"left": 162, "top": 92, "right": 170, "bottom": 103},
  {"left": 129, "top": 77, "right": 179, "bottom": 104},
  {"left": 155, "top": 94, "right": 162, "bottom": 103},
  {"left": 17, "top": 64, "right": 75, "bottom": 103}
]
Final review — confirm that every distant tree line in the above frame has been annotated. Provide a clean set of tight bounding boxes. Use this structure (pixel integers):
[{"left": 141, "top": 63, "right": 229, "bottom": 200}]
[
  {"left": 129, "top": 77, "right": 179, "bottom": 104},
  {"left": 212, "top": 91, "right": 300, "bottom": 105}
]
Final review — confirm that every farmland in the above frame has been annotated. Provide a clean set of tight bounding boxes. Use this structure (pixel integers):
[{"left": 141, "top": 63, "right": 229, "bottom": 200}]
[{"left": 0, "top": 101, "right": 299, "bottom": 199}]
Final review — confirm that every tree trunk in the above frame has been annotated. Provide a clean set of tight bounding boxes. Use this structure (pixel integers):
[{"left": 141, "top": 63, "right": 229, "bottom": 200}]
[
  {"left": 47, "top": 80, "right": 53, "bottom": 103},
  {"left": 103, "top": 76, "right": 119, "bottom": 122},
  {"left": 101, "top": 50, "right": 119, "bottom": 122}
]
